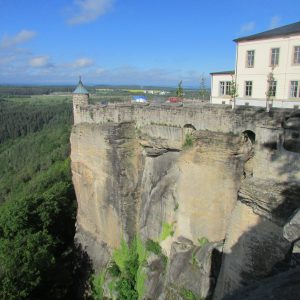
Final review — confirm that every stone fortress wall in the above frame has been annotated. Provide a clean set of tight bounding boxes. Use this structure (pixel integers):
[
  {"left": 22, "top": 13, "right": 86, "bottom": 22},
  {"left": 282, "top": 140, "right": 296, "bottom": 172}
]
[{"left": 75, "top": 102, "right": 283, "bottom": 133}]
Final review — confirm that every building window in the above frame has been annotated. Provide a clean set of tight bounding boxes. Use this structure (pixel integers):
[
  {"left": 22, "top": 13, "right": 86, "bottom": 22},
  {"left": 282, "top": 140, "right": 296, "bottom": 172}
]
[
  {"left": 293, "top": 46, "right": 300, "bottom": 64},
  {"left": 219, "top": 81, "right": 232, "bottom": 96},
  {"left": 226, "top": 81, "right": 231, "bottom": 95},
  {"left": 246, "top": 50, "right": 255, "bottom": 67},
  {"left": 269, "top": 81, "right": 277, "bottom": 97},
  {"left": 270, "top": 48, "right": 280, "bottom": 66},
  {"left": 245, "top": 81, "right": 253, "bottom": 96},
  {"left": 290, "top": 81, "right": 300, "bottom": 98}
]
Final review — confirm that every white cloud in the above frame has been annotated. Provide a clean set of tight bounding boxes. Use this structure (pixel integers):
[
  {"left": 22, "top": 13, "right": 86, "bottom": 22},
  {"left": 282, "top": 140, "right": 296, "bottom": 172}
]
[
  {"left": 0, "top": 51, "right": 203, "bottom": 86},
  {"left": 269, "top": 16, "right": 281, "bottom": 29},
  {"left": 67, "top": 0, "right": 114, "bottom": 25},
  {"left": 0, "top": 30, "right": 37, "bottom": 49},
  {"left": 29, "top": 56, "right": 52, "bottom": 68},
  {"left": 71, "top": 57, "right": 94, "bottom": 68},
  {"left": 240, "top": 21, "right": 255, "bottom": 33}
]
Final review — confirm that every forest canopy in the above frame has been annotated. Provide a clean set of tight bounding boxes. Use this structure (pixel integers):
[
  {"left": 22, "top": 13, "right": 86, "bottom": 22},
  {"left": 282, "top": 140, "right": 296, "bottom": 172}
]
[{"left": 0, "top": 95, "right": 81, "bottom": 299}]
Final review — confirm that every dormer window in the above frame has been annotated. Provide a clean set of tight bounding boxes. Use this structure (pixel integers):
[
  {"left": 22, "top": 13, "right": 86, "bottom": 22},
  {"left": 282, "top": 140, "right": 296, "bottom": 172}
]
[
  {"left": 270, "top": 48, "right": 280, "bottom": 66},
  {"left": 246, "top": 50, "right": 255, "bottom": 68},
  {"left": 293, "top": 46, "right": 300, "bottom": 64}
]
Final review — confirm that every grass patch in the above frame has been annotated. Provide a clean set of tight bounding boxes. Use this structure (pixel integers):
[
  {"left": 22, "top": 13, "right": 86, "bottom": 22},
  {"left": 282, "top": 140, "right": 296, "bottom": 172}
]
[
  {"left": 159, "top": 222, "right": 175, "bottom": 241},
  {"left": 198, "top": 237, "right": 209, "bottom": 247},
  {"left": 180, "top": 287, "right": 203, "bottom": 300}
]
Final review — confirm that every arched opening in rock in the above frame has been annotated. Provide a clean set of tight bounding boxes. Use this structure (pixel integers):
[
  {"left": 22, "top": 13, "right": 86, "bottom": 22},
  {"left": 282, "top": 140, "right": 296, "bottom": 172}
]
[
  {"left": 183, "top": 124, "right": 196, "bottom": 135},
  {"left": 243, "top": 130, "right": 256, "bottom": 144},
  {"left": 183, "top": 124, "right": 196, "bottom": 130}
]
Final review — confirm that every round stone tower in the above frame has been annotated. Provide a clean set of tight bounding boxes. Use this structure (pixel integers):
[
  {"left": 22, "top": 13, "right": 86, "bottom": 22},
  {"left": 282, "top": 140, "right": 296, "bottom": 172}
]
[{"left": 72, "top": 77, "right": 89, "bottom": 124}]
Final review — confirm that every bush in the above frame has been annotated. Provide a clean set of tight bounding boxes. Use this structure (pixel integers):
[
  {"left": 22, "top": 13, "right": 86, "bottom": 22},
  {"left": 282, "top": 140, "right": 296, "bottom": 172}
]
[
  {"left": 183, "top": 134, "right": 194, "bottom": 148},
  {"left": 107, "top": 236, "right": 147, "bottom": 300},
  {"left": 145, "top": 239, "right": 162, "bottom": 256},
  {"left": 145, "top": 239, "right": 168, "bottom": 270},
  {"left": 107, "top": 261, "right": 121, "bottom": 277},
  {"left": 113, "top": 239, "right": 130, "bottom": 273},
  {"left": 92, "top": 271, "right": 106, "bottom": 300}
]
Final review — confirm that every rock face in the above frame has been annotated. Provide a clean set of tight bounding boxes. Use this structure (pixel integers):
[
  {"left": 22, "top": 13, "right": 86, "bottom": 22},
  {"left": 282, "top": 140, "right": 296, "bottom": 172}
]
[
  {"left": 71, "top": 122, "right": 243, "bottom": 254},
  {"left": 138, "top": 129, "right": 244, "bottom": 256},
  {"left": 70, "top": 104, "right": 300, "bottom": 299},
  {"left": 164, "top": 237, "right": 223, "bottom": 299},
  {"left": 71, "top": 122, "right": 142, "bottom": 268},
  {"left": 213, "top": 201, "right": 291, "bottom": 300},
  {"left": 223, "top": 267, "right": 300, "bottom": 300},
  {"left": 213, "top": 123, "right": 300, "bottom": 300}
]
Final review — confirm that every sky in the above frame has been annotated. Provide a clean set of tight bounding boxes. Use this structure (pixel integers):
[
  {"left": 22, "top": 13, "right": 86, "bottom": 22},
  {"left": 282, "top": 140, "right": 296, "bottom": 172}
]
[{"left": 0, "top": 0, "right": 299, "bottom": 87}]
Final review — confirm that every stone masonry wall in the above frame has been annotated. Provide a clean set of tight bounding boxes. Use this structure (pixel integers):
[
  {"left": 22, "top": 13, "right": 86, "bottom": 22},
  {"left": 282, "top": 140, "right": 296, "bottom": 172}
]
[{"left": 74, "top": 103, "right": 291, "bottom": 135}]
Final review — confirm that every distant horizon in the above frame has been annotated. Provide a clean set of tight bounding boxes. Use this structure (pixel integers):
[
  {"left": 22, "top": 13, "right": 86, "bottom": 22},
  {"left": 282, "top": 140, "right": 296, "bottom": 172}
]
[{"left": 0, "top": 82, "right": 208, "bottom": 90}]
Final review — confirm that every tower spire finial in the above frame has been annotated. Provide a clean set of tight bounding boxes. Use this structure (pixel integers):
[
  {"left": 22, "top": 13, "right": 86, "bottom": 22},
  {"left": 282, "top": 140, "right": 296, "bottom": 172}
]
[{"left": 73, "top": 76, "right": 89, "bottom": 94}]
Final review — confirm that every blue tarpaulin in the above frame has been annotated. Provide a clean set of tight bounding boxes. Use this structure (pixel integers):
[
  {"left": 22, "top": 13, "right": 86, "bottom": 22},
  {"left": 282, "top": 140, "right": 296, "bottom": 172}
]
[{"left": 132, "top": 96, "right": 147, "bottom": 102}]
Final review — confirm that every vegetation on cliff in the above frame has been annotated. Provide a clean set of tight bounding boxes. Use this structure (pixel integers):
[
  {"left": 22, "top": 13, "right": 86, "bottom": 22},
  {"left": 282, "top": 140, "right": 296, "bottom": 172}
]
[
  {"left": 183, "top": 133, "right": 195, "bottom": 148},
  {"left": 92, "top": 235, "right": 171, "bottom": 300},
  {"left": 92, "top": 237, "right": 147, "bottom": 300},
  {"left": 0, "top": 96, "right": 79, "bottom": 299}
]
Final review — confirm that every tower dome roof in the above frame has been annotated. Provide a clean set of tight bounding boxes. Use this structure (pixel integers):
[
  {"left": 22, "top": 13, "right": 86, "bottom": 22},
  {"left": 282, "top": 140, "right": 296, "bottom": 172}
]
[{"left": 73, "top": 77, "right": 89, "bottom": 94}]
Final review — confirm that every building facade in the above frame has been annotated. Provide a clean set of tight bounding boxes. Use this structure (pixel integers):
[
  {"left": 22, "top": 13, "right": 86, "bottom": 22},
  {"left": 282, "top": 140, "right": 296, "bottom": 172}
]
[{"left": 211, "top": 21, "right": 300, "bottom": 109}]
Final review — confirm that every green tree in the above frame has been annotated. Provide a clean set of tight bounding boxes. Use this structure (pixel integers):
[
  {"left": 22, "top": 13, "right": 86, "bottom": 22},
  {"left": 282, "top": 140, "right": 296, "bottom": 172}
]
[
  {"left": 0, "top": 178, "right": 77, "bottom": 299},
  {"left": 266, "top": 70, "right": 275, "bottom": 111},
  {"left": 199, "top": 74, "right": 207, "bottom": 100},
  {"left": 229, "top": 75, "right": 238, "bottom": 109},
  {"left": 176, "top": 80, "right": 184, "bottom": 98}
]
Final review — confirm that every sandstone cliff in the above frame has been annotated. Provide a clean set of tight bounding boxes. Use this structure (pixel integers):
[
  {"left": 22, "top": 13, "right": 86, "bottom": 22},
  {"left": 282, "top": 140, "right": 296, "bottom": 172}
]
[{"left": 70, "top": 105, "right": 300, "bottom": 299}]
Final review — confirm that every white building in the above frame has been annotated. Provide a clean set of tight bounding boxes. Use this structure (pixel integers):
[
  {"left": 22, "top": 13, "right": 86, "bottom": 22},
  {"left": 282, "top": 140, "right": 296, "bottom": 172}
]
[{"left": 211, "top": 21, "right": 300, "bottom": 109}]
